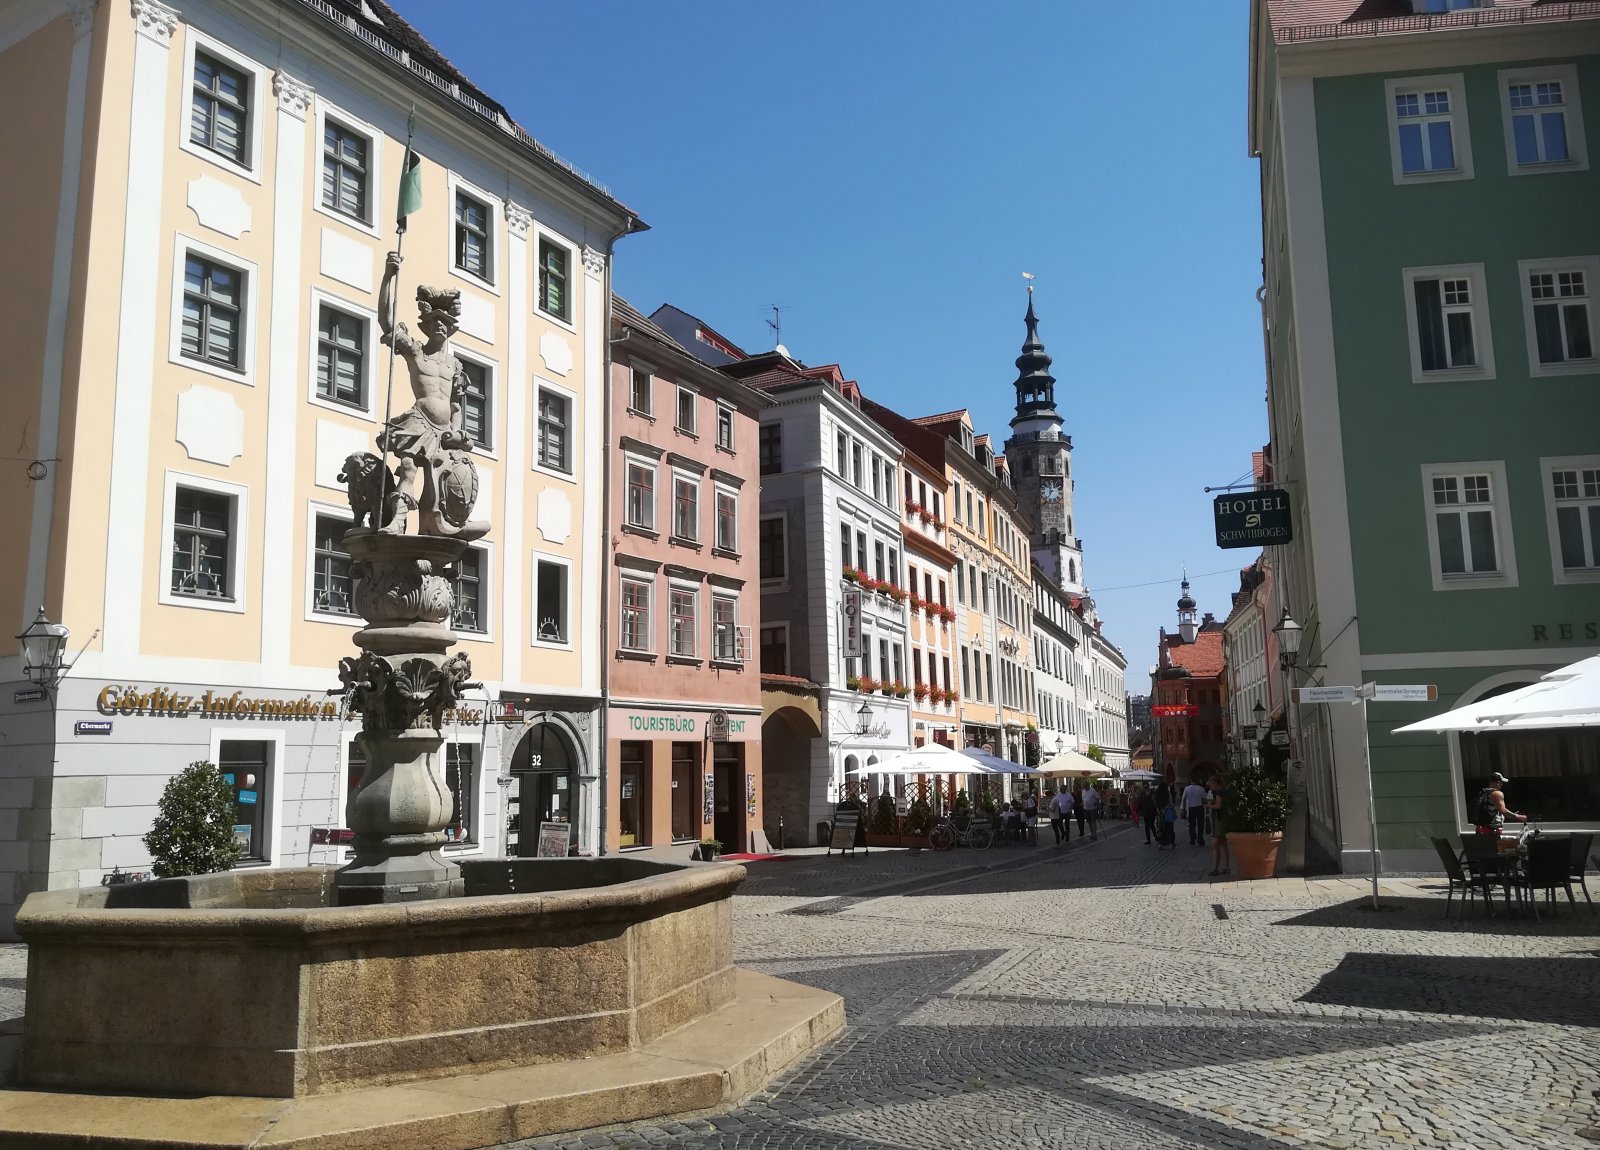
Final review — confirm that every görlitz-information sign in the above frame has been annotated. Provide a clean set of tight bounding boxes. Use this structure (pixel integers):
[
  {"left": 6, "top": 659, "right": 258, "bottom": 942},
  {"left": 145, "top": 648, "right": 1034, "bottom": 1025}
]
[{"left": 1213, "top": 489, "right": 1293, "bottom": 549}]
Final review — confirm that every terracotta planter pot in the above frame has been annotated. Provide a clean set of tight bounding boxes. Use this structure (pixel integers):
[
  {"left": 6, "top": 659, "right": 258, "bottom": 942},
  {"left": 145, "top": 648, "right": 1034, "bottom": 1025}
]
[{"left": 1229, "top": 831, "right": 1283, "bottom": 879}]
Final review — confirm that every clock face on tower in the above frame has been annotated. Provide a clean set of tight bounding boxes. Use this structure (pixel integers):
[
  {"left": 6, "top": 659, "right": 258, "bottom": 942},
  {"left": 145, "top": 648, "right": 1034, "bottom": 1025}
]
[{"left": 1040, "top": 481, "right": 1063, "bottom": 503}]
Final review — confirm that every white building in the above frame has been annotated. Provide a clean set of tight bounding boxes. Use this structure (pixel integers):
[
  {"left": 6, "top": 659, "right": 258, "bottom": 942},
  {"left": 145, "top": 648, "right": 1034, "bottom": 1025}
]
[
  {"left": 1032, "top": 563, "right": 1083, "bottom": 760},
  {"left": 1089, "top": 630, "right": 1130, "bottom": 773},
  {"left": 1221, "top": 556, "right": 1278, "bottom": 765}
]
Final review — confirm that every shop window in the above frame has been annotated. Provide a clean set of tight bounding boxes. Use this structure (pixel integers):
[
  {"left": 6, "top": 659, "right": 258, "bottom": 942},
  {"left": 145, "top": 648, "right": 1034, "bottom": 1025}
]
[
  {"left": 444, "top": 743, "right": 478, "bottom": 847},
  {"left": 671, "top": 743, "right": 698, "bottom": 841},
  {"left": 219, "top": 739, "right": 271, "bottom": 863},
  {"left": 619, "top": 741, "right": 648, "bottom": 847}
]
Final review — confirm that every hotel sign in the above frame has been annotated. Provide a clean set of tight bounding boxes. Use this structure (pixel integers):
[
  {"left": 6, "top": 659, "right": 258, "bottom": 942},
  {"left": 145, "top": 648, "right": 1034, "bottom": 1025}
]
[{"left": 1213, "top": 489, "right": 1293, "bottom": 549}]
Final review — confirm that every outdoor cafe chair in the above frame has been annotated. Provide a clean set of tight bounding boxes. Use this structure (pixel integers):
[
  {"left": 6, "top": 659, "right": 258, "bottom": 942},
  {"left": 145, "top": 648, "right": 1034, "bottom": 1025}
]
[
  {"left": 1459, "top": 835, "right": 1514, "bottom": 913},
  {"left": 1521, "top": 837, "right": 1579, "bottom": 922},
  {"left": 1431, "top": 837, "right": 1481, "bottom": 919},
  {"left": 1567, "top": 832, "right": 1594, "bottom": 914}
]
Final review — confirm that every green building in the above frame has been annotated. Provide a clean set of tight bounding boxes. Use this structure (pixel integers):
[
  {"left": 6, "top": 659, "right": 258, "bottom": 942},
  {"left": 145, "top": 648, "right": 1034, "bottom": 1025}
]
[{"left": 1248, "top": 0, "right": 1600, "bottom": 872}]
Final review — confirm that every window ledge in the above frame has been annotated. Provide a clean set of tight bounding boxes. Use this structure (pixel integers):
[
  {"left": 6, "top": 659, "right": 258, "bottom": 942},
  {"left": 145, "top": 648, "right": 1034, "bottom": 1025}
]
[
  {"left": 617, "top": 649, "right": 657, "bottom": 663},
  {"left": 674, "top": 426, "right": 699, "bottom": 440},
  {"left": 619, "top": 844, "right": 654, "bottom": 853},
  {"left": 669, "top": 536, "right": 703, "bottom": 551},
  {"left": 714, "top": 443, "right": 736, "bottom": 457},
  {"left": 627, "top": 407, "right": 656, "bottom": 422},
  {"left": 666, "top": 654, "right": 702, "bottom": 668},
  {"left": 710, "top": 659, "right": 744, "bottom": 671},
  {"left": 711, "top": 547, "right": 740, "bottom": 561},
  {"left": 622, "top": 524, "right": 660, "bottom": 540}
]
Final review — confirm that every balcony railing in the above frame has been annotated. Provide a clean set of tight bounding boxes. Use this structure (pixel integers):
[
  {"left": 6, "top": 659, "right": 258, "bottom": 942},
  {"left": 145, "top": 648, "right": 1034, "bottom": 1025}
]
[{"left": 1281, "top": 2, "right": 1600, "bottom": 43}]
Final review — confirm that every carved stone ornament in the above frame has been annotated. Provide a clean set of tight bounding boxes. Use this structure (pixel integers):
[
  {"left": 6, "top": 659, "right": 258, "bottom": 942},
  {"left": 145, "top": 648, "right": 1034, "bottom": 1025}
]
[
  {"left": 69, "top": 1, "right": 97, "bottom": 39},
  {"left": 505, "top": 202, "right": 532, "bottom": 240},
  {"left": 273, "top": 70, "right": 313, "bottom": 119},
  {"left": 130, "top": 0, "right": 178, "bottom": 43},
  {"left": 582, "top": 245, "right": 605, "bottom": 279},
  {"left": 350, "top": 554, "right": 453, "bottom": 625}
]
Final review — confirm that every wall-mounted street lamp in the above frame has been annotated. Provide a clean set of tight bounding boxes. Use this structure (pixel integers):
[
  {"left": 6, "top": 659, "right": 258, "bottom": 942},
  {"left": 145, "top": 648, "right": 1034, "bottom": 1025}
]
[
  {"left": 1253, "top": 700, "right": 1267, "bottom": 726},
  {"left": 855, "top": 700, "right": 874, "bottom": 735},
  {"left": 17, "top": 607, "right": 71, "bottom": 689},
  {"left": 1273, "top": 608, "right": 1302, "bottom": 669}
]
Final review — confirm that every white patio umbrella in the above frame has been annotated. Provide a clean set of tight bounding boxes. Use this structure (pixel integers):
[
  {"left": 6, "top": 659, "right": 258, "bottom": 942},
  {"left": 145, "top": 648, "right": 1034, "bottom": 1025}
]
[
  {"left": 959, "top": 747, "right": 1037, "bottom": 775},
  {"left": 850, "top": 743, "right": 983, "bottom": 775},
  {"left": 1393, "top": 656, "right": 1600, "bottom": 734},
  {"left": 1039, "top": 748, "right": 1107, "bottom": 777},
  {"left": 1119, "top": 769, "right": 1164, "bottom": 783}
]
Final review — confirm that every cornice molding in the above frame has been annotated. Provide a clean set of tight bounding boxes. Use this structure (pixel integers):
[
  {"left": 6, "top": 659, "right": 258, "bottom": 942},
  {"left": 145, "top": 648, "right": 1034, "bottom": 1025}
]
[
  {"left": 130, "top": 0, "right": 177, "bottom": 43},
  {"left": 273, "top": 70, "right": 313, "bottom": 119}
]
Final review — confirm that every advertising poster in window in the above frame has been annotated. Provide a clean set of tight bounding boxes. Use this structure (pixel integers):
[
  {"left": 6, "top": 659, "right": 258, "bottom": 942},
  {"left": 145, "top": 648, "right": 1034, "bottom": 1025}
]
[
  {"left": 745, "top": 772, "right": 757, "bottom": 817},
  {"left": 703, "top": 770, "right": 715, "bottom": 825}
]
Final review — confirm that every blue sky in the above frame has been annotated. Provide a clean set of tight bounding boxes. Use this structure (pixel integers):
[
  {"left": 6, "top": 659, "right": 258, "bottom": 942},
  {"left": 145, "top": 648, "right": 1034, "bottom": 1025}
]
[{"left": 391, "top": 1, "right": 1267, "bottom": 685}]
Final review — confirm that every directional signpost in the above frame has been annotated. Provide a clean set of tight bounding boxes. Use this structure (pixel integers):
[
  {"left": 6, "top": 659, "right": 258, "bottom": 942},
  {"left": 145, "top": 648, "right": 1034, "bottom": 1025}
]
[{"left": 1294, "top": 682, "right": 1437, "bottom": 911}]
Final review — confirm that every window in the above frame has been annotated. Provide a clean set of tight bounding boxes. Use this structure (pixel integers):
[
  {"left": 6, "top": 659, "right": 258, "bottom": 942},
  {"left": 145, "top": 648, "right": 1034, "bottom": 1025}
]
[
  {"left": 625, "top": 461, "right": 656, "bottom": 531},
  {"left": 538, "top": 238, "right": 570, "bottom": 322},
  {"left": 851, "top": 443, "right": 863, "bottom": 489},
  {"left": 171, "top": 486, "right": 234, "bottom": 600},
  {"left": 454, "top": 191, "right": 492, "bottom": 282},
  {"left": 676, "top": 388, "right": 696, "bottom": 434},
  {"left": 452, "top": 547, "right": 485, "bottom": 633},
  {"left": 1520, "top": 257, "right": 1597, "bottom": 374},
  {"left": 669, "top": 587, "right": 697, "bottom": 658},
  {"left": 1501, "top": 65, "right": 1586, "bottom": 172},
  {"left": 855, "top": 530, "right": 868, "bottom": 573},
  {"left": 1405, "top": 264, "right": 1493, "bottom": 382},
  {"left": 712, "top": 595, "right": 739, "bottom": 662},
  {"left": 219, "top": 739, "right": 270, "bottom": 863},
  {"left": 839, "top": 523, "right": 851, "bottom": 572},
  {"left": 537, "top": 387, "right": 570, "bottom": 473},
  {"left": 321, "top": 121, "right": 369, "bottom": 221},
  {"left": 618, "top": 742, "right": 647, "bottom": 848},
  {"left": 1385, "top": 74, "right": 1472, "bottom": 183},
  {"left": 715, "top": 489, "right": 738, "bottom": 552},
  {"left": 534, "top": 557, "right": 570, "bottom": 644},
  {"left": 630, "top": 368, "right": 652, "bottom": 415},
  {"left": 1422, "top": 462, "right": 1517, "bottom": 589},
  {"left": 620, "top": 577, "right": 652, "bottom": 651},
  {"left": 311, "top": 514, "right": 355, "bottom": 617},
  {"left": 760, "top": 626, "right": 788, "bottom": 675},
  {"left": 1416, "top": 0, "right": 1478, "bottom": 12},
  {"left": 836, "top": 430, "right": 849, "bottom": 478},
  {"left": 1543, "top": 458, "right": 1600, "bottom": 583},
  {"left": 673, "top": 476, "right": 699, "bottom": 541},
  {"left": 874, "top": 541, "right": 886, "bottom": 583},
  {"left": 759, "top": 424, "right": 782, "bottom": 474},
  {"left": 181, "top": 254, "right": 245, "bottom": 371},
  {"left": 458, "top": 358, "right": 492, "bottom": 449},
  {"left": 670, "top": 743, "right": 698, "bottom": 842},
  {"left": 871, "top": 458, "right": 882, "bottom": 501},
  {"left": 315, "top": 303, "right": 366, "bottom": 408},
  {"left": 444, "top": 743, "right": 478, "bottom": 847},
  {"left": 190, "top": 51, "right": 250, "bottom": 166},
  {"left": 716, "top": 404, "right": 734, "bottom": 451},
  {"left": 961, "top": 649, "right": 970, "bottom": 696}
]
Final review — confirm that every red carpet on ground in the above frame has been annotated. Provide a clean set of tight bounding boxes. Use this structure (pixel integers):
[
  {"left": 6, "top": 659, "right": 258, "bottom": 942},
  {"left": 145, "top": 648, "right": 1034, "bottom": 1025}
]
[{"left": 719, "top": 852, "right": 786, "bottom": 861}]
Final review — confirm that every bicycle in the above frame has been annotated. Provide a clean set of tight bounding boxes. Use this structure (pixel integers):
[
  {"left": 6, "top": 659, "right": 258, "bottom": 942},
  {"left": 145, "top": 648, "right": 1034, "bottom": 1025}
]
[{"left": 928, "top": 811, "right": 993, "bottom": 851}]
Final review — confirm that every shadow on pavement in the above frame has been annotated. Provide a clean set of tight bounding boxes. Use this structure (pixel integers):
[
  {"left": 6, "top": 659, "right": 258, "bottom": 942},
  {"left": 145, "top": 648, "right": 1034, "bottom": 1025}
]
[
  {"left": 1275, "top": 894, "right": 1600, "bottom": 938},
  {"left": 1299, "top": 951, "right": 1600, "bottom": 1027}
]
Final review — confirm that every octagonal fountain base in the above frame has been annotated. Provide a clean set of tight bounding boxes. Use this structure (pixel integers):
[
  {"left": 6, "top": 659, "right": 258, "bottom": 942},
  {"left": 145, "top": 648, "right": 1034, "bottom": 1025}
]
[{"left": 0, "top": 859, "right": 843, "bottom": 1149}]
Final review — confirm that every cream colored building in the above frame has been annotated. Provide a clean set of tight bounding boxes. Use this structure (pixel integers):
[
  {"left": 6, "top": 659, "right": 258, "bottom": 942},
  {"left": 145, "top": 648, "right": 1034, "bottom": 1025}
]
[{"left": 0, "top": 0, "right": 640, "bottom": 931}]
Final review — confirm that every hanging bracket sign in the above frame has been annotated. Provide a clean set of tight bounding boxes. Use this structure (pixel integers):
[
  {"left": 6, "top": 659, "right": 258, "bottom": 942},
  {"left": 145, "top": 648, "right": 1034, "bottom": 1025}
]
[
  {"left": 842, "top": 591, "right": 864, "bottom": 658},
  {"left": 1213, "top": 488, "right": 1294, "bottom": 549}
]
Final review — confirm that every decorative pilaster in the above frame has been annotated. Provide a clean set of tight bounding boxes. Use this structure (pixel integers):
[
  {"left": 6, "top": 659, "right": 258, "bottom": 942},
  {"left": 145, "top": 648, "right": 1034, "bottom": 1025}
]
[
  {"left": 500, "top": 205, "right": 531, "bottom": 688},
  {"left": 581, "top": 244, "right": 605, "bottom": 280},
  {"left": 130, "top": 0, "right": 177, "bottom": 42},
  {"left": 505, "top": 201, "right": 532, "bottom": 240},
  {"left": 272, "top": 70, "right": 312, "bottom": 120}
]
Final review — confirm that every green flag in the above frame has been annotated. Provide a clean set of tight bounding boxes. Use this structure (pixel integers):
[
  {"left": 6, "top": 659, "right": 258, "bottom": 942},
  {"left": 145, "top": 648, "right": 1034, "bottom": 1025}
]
[{"left": 396, "top": 112, "right": 421, "bottom": 232}]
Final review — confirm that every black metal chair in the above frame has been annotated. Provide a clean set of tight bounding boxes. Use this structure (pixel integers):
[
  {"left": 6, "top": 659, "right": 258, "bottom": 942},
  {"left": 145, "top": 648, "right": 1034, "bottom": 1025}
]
[
  {"left": 1566, "top": 833, "right": 1594, "bottom": 914},
  {"left": 1460, "top": 835, "right": 1512, "bottom": 914},
  {"left": 1431, "top": 837, "right": 1478, "bottom": 919},
  {"left": 1522, "top": 837, "right": 1578, "bottom": 921}
]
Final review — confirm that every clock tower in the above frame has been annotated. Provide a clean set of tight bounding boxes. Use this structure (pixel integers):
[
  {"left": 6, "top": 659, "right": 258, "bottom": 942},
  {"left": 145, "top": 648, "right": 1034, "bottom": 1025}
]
[{"left": 1004, "top": 287, "right": 1085, "bottom": 594}]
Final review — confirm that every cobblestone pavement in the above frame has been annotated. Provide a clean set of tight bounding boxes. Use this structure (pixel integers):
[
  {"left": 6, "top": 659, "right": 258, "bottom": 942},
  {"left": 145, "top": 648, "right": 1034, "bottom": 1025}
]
[{"left": 506, "top": 821, "right": 1600, "bottom": 1150}]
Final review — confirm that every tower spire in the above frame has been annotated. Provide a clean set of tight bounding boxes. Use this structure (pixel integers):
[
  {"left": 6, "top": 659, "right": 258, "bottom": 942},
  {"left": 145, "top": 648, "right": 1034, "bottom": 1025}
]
[{"left": 1012, "top": 279, "right": 1057, "bottom": 422}]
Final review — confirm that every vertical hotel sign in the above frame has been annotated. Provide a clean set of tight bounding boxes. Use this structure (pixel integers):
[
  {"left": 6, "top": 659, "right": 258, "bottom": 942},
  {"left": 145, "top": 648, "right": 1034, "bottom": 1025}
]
[{"left": 842, "top": 590, "right": 864, "bottom": 658}]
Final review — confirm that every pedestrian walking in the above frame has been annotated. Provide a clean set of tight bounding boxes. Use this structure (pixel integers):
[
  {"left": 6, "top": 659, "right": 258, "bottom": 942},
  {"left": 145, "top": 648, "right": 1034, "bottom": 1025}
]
[
  {"left": 1082, "top": 783, "right": 1102, "bottom": 840},
  {"left": 1206, "top": 775, "right": 1230, "bottom": 877},
  {"left": 1072, "top": 785, "right": 1087, "bottom": 840},
  {"left": 1181, "top": 779, "right": 1207, "bottom": 847},
  {"left": 1136, "top": 786, "right": 1159, "bottom": 844},
  {"left": 1050, "top": 788, "right": 1073, "bottom": 843}
]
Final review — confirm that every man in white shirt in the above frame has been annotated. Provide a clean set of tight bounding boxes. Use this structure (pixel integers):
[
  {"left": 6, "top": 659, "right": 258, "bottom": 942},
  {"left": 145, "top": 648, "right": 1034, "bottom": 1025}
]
[
  {"left": 1081, "top": 785, "right": 1102, "bottom": 840},
  {"left": 1181, "top": 780, "right": 1208, "bottom": 846},
  {"left": 1050, "top": 788, "right": 1074, "bottom": 844}
]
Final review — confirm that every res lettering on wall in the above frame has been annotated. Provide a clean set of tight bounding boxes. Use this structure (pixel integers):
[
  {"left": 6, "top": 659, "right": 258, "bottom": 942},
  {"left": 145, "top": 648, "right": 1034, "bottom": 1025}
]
[{"left": 1532, "top": 622, "right": 1599, "bottom": 642}]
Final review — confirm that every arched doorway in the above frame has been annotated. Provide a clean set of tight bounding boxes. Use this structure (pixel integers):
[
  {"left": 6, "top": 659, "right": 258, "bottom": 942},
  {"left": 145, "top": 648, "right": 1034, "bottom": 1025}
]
[
  {"left": 509, "top": 721, "right": 580, "bottom": 856},
  {"left": 761, "top": 706, "right": 819, "bottom": 850}
]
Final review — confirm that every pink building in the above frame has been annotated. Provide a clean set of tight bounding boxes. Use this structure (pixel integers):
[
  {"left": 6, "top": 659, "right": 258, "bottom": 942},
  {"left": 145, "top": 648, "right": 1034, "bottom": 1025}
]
[{"left": 605, "top": 299, "right": 770, "bottom": 853}]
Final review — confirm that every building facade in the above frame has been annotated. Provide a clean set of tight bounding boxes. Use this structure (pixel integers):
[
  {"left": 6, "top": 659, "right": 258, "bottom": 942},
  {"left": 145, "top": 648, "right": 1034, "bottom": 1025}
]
[
  {"left": 0, "top": 0, "right": 638, "bottom": 931},
  {"left": 1032, "top": 564, "right": 1084, "bottom": 762},
  {"left": 1221, "top": 556, "right": 1280, "bottom": 768},
  {"left": 1088, "top": 629, "right": 1130, "bottom": 773},
  {"left": 604, "top": 299, "right": 769, "bottom": 854},
  {"left": 1151, "top": 579, "right": 1230, "bottom": 786},
  {"left": 1250, "top": 0, "right": 1600, "bottom": 870}
]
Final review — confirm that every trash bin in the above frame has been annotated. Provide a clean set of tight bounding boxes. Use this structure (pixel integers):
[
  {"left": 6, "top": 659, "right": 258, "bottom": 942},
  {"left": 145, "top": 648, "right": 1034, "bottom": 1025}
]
[{"left": 817, "top": 820, "right": 830, "bottom": 846}]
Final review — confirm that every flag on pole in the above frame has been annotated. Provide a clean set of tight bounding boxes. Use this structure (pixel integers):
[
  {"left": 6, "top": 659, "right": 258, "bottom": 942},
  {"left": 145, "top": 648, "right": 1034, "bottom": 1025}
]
[{"left": 396, "top": 109, "right": 421, "bottom": 233}]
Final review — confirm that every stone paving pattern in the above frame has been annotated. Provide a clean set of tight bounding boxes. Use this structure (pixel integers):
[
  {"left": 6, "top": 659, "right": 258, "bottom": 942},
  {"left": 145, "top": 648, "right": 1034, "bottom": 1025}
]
[{"left": 507, "top": 822, "right": 1600, "bottom": 1150}]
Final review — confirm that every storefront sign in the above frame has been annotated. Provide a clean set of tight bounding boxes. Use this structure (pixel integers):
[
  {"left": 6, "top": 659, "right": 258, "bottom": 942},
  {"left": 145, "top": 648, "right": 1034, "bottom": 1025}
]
[
  {"left": 1531, "top": 622, "right": 1598, "bottom": 642},
  {"left": 535, "top": 821, "right": 571, "bottom": 857},
  {"left": 93, "top": 684, "right": 481, "bottom": 724},
  {"left": 842, "top": 590, "right": 864, "bottom": 657},
  {"left": 607, "top": 705, "right": 756, "bottom": 741},
  {"left": 708, "top": 710, "right": 731, "bottom": 742},
  {"left": 1213, "top": 489, "right": 1293, "bottom": 549},
  {"left": 1152, "top": 704, "right": 1198, "bottom": 717},
  {"left": 13, "top": 687, "right": 46, "bottom": 704},
  {"left": 74, "top": 720, "right": 113, "bottom": 736}
]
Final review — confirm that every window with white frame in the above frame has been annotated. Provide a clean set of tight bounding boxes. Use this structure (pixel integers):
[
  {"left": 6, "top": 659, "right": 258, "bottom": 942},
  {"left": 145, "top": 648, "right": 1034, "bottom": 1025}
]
[
  {"left": 451, "top": 547, "right": 486, "bottom": 633},
  {"left": 1502, "top": 65, "right": 1586, "bottom": 172},
  {"left": 851, "top": 442, "right": 863, "bottom": 489},
  {"left": 712, "top": 594, "right": 739, "bottom": 662},
  {"left": 315, "top": 303, "right": 366, "bottom": 408},
  {"left": 630, "top": 367, "right": 652, "bottom": 415},
  {"left": 759, "top": 515, "right": 786, "bottom": 580},
  {"left": 676, "top": 387, "right": 697, "bottom": 435},
  {"left": 190, "top": 50, "right": 251, "bottom": 167},
  {"left": 836, "top": 430, "right": 848, "bottom": 478},
  {"left": 536, "top": 387, "right": 570, "bottom": 473},
  {"left": 454, "top": 190, "right": 492, "bottom": 283},
  {"left": 538, "top": 237, "right": 570, "bottom": 322},
  {"left": 716, "top": 403, "right": 734, "bottom": 451},
  {"left": 673, "top": 475, "right": 699, "bottom": 542},
  {"left": 458, "top": 358, "right": 492, "bottom": 449},
  {"left": 619, "top": 576, "right": 652, "bottom": 651},
  {"left": 1424, "top": 465, "right": 1512, "bottom": 586},
  {"left": 625, "top": 460, "right": 656, "bottom": 531},
  {"left": 321, "top": 119, "right": 370, "bottom": 222},
  {"left": 1386, "top": 75, "right": 1471, "bottom": 182},
  {"left": 171, "top": 485, "right": 236, "bottom": 601},
  {"left": 669, "top": 586, "right": 698, "bottom": 658},
  {"left": 1544, "top": 459, "right": 1600, "bottom": 580},
  {"left": 1521, "top": 258, "right": 1596, "bottom": 372},
  {"left": 181, "top": 252, "right": 246, "bottom": 372},
  {"left": 715, "top": 489, "right": 737, "bottom": 552},
  {"left": 311, "top": 514, "right": 355, "bottom": 617},
  {"left": 534, "top": 556, "right": 570, "bottom": 644},
  {"left": 1405, "top": 264, "right": 1493, "bottom": 380}
]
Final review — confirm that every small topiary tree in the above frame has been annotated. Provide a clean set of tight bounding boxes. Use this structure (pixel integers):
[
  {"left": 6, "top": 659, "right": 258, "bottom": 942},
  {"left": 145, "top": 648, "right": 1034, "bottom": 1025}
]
[
  {"left": 143, "top": 760, "right": 243, "bottom": 878},
  {"left": 871, "top": 793, "right": 897, "bottom": 833},
  {"left": 1086, "top": 744, "right": 1107, "bottom": 765}
]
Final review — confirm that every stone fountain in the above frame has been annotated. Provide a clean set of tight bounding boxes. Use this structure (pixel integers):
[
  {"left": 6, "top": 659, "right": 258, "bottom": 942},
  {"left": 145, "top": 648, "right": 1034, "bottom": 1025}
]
[{"left": 0, "top": 257, "right": 842, "bottom": 1149}]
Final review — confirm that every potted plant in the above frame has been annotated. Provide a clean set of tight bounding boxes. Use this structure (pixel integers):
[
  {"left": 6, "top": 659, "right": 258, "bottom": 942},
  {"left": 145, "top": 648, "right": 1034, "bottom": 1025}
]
[
  {"left": 867, "top": 793, "right": 901, "bottom": 846},
  {"left": 144, "top": 760, "right": 245, "bottom": 878},
  {"left": 905, "top": 796, "right": 933, "bottom": 847},
  {"left": 858, "top": 676, "right": 880, "bottom": 695},
  {"left": 846, "top": 675, "right": 862, "bottom": 692},
  {"left": 1225, "top": 764, "right": 1290, "bottom": 879},
  {"left": 842, "top": 566, "right": 860, "bottom": 584},
  {"left": 913, "top": 683, "right": 930, "bottom": 702},
  {"left": 889, "top": 681, "right": 909, "bottom": 698},
  {"left": 697, "top": 836, "right": 723, "bottom": 862}
]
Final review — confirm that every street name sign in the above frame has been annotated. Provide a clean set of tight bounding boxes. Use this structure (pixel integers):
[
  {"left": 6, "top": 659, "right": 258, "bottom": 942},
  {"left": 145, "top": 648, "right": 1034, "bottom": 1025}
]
[
  {"left": 1365, "top": 683, "right": 1438, "bottom": 702},
  {"left": 1295, "top": 686, "right": 1359, "bottom": 704},
  {"left": 1213, "top": 488, "right": 1294, "bottom": 549}
]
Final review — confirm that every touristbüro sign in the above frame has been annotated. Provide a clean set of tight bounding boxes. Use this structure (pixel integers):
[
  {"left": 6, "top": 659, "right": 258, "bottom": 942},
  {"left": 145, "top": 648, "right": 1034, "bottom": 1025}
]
[{"left": 1213, "top": 489, "right": 1293, "bottom": 549}]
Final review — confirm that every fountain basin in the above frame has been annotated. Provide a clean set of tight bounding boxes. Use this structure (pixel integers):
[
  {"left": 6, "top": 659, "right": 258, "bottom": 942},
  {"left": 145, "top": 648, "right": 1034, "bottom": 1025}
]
[{"left": 16, "top": 859, "right": 741, "bottom": 1098}]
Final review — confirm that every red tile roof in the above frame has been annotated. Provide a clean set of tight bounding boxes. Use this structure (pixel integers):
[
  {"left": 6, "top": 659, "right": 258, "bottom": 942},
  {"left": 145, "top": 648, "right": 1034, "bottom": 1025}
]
[
  {"left": 761, "top": 673, "right": 819, "bottom": 689},
  {"left": 910, "top": 409, "right": 967, "bottom": 428},
  {"left": 1166, "top": 631, "right": 1226, "bottom": 679}
]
